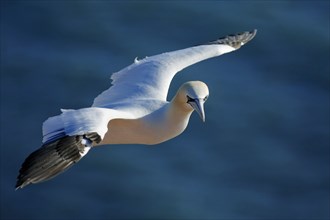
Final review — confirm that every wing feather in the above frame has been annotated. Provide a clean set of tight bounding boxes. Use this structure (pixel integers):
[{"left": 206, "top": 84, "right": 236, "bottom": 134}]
[
  {"left": 42, "top": 107, "right": 134, "bottom": 144},
  {"left": 93, "top": 30, "right": 257, "bottom": 107},
  {"left": 16, "top": 135, "right": 94, "bottom": 189}
]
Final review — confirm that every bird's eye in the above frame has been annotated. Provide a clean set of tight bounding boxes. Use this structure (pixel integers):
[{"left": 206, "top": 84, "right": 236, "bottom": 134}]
[
  {"left": 186, "top": 95, "right": 194, "bottom": 103},
  {"left": 203, "top": 95, "right": 209, "bottom": 101}
]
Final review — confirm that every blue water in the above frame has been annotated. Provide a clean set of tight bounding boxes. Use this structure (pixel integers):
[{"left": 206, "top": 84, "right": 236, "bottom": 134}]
[{"left": 1, "top": 1, "right": 329, "bottom": 219}]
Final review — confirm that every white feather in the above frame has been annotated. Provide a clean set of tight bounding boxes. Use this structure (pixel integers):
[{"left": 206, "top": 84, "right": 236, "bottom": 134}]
[
  {"left": 42, "top": 30, "right": 256, "bottom": 144},
  {"left": 92, "top": 44, "right": 235, "bottom": 107},
  {"left": 17, "top": 30, "right": 257, "bottom": 189},
  {"left": 42, "top": 107, "right": 134, "bottom": 143}
]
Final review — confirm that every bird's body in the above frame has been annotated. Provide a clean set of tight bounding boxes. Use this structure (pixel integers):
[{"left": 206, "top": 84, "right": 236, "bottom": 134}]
[
  {"left": 100, "top": 81, "right": 207, "bottom": 145},
  {"left": 100, "top": 103, "right": 189, "bottom": 145},
  {"left": 16, "top": 30, "right": 257, "bottom": 189}
]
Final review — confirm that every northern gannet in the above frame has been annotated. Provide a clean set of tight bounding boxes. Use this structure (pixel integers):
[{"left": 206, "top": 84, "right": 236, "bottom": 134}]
[{"left": 16, "top": 30, "right": 257, "bottom": 189}]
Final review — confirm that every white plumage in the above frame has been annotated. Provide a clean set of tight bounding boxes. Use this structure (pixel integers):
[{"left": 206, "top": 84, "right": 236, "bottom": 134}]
[{"left": 16, "top": 30, "right": 257, "bottom": 189}]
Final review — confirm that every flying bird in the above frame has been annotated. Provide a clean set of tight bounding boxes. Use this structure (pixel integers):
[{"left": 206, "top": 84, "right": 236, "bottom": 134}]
[{"left": 16, "top": 30, "right": 257, "bottom": 189}]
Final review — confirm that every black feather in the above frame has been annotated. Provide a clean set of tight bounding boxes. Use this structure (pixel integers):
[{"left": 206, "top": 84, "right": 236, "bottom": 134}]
[
  {"left": 15, "top": 133, "right": 100, "bottom": 189},
  {"left": 206, "top": 29, "right": 257, "bottom": 49}
]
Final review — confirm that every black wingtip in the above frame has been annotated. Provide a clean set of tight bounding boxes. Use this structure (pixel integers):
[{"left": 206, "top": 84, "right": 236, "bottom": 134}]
[
  {"left": 15, "top": 180, "right": 24, "bottom": 190},
  {"left": 15, "top": 134, "right": 96, "bottom": 189},
  {"left": 207, "top": 29, "right": 257, "bottom": 49}
]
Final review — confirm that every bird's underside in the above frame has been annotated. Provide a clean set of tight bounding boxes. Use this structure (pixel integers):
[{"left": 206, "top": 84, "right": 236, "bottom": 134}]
[{"left": 16, "top": 30, "right": 257, "bottom": 189}]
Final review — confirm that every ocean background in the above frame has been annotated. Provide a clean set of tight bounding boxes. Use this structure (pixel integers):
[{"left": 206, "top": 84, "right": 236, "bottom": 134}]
[{"left": 1, "top": 1, "right": 329, "bottom": 220}]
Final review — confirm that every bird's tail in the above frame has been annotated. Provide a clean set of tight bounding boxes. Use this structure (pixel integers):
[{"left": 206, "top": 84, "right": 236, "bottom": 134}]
[{"left": 15, "top": 133, "right": 100, "bottom": 189}]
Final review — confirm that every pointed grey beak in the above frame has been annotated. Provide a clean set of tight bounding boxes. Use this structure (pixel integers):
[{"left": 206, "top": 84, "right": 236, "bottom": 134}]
[{"left": 189, "top": 98, "right": 205, "bottom": 122}]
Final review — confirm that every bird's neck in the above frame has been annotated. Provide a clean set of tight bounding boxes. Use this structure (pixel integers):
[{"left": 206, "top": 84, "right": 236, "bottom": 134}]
[
  {"left": 164, "top": 93, "right": 194, "bottom": 132},
  {"left": 169, "top": 93, "right": 192, "bottom": 115}
]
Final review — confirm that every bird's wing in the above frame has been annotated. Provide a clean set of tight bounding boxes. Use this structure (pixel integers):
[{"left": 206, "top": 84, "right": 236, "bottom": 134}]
[
  {"left": 16, "top": 134, "right": 98, "bottom": 189},
  {"left": 93, "top": 30, "right": 257, "bottom": 107},
  {"left": 41, "top": 107, "right": 134, "bottom": 144},
  {"left": 16, "top": 107, "right": 134, "bottom": 189}
]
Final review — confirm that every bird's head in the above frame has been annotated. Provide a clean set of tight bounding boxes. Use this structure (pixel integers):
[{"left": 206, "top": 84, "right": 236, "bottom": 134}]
[{"left": 175, "top": 81, "right": 209, "bottom": 122}]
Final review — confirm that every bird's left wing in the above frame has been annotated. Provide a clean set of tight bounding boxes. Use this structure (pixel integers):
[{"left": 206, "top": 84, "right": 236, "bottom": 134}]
[
  {"left": 93, "top": 30, "right": 257, "bottom": 107},
  {"left": 41, "top": 107, "right": 134, "bottom": 144},
  {"left": 16, "top": 107, "right": 134, "bottom": 189}
]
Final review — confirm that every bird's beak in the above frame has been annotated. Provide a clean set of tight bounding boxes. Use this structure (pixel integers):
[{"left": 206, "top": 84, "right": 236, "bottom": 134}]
[{"left": 189, "top": 99, "right": 205, "bottom": 122}]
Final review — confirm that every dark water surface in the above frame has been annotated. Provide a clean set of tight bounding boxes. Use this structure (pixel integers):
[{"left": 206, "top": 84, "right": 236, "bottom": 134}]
[{"left": 1, "top": 1, "right": 329, "bottom": 220}]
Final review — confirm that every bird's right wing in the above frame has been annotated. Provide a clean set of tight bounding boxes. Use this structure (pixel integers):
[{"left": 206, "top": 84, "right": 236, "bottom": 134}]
[{"left": 93, "top": 30, "right": 257, "bottom": 107}]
